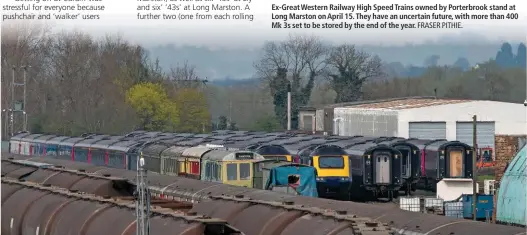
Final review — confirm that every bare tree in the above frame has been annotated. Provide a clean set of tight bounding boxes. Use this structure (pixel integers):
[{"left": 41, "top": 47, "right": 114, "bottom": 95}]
[
  {"left": 168, "top": 61, "right": 204, "bottom": 89},
  {"left": 1, "top": 22, "right": 52, "bottom": 134},
  {"left": 254, "top": 34, "right": 327, "bottom": 129},
  {"left": 325, "top": 44, "right": 383, "bottom": 103}
]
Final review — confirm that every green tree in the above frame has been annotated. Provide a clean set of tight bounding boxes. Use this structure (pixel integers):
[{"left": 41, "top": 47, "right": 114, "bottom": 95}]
[
  {"left": 217, "top": 116, "right": 228, "bottom": 130},
  {"left": 126, "top": 82, "right": 178, "bottom": 131},
  {"left": 251, "top": 114, "right": 281, "bottom": 132},
  {"left": 174, "top": 88, "right": 210, "bottom": 133},
  {"left": 254, "top": 34, "right": 327, "bottom": 129},
  {"left": 326, "top": 44, "right": 383, "bottom": 103}
]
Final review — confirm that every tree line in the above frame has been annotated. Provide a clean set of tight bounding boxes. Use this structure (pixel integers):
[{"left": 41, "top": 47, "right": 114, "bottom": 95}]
[
  {"left": 1, "top": 24, "right": 525, "bottom": 136},
  {"left": 1, "top": 23, "right": 210, "bottom": 137}
]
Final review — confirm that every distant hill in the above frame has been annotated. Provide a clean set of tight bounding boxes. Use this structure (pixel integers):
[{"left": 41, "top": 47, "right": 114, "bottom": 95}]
[
  {"left": 209, "top": 78, "right": 260, "bottom": 87},
  {"left": 147, "top": 42, "right": 524, "bottom": 80}
]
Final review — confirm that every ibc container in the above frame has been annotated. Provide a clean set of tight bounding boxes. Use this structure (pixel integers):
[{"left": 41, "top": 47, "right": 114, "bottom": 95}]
[
  {"left": 399, "top": 197, "right": 420, "bottom": 212},
  {"left": 444, "top": 201, "right": 463, "bottom": 218}
]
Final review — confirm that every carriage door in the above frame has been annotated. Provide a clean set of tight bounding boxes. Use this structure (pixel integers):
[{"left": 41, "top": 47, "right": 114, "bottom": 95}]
[
  {"left": 375, "top": 154, "right": 391, "bottom": 184},
  {"left": 399, "top": 148, "right": 411, "bottom": 178}
]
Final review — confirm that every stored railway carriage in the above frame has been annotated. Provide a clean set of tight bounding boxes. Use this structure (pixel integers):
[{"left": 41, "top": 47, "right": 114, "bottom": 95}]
[
  {"left": 8, "top": 132, "right": 31, "bottom": 154},
  {"left": 160, "top": 145, "right": 189, "bottom": 175},
  {"left": 108, "top": 139, "right": 145, "bottom": 170},
  {"left": 179, "top": 146, "right": 210, "bottom": 179},
  {"left": 56, "top": 136, "right": 88, "bottom": 161},
  {"left": 252, "top": 159, "right": 318, "bottom": 197},
  {"left": 88, "top": 137, "right": 128, "bottom": 167},
  {"left": 141, "top": 142, "right": 172, "bottom": 173},
  {"left": 199, "top": 147, "right": 265, "bottom": 187},
  {"left": 72, "top": 135, "right": 110, "bottom": 163},
  {"left": 44, "top": 136, "right": 71, "bottom": 157},
  {"left": 19, "top": 133, "right": 44, "bottom": 155},
  {"left": 375, "top": 137, "right": 421, "bottom": 193},
  {"left": 296, "top": 143, "right": 352, "bottom": 199},
  {"left": 256, "top": 136, "right": 318, "bottom": 162},
  {"left": 30, "top": 134, "right": 56, "bottom": 156},
  {"left": 345, "top": 141, "right": 403, "bottom": 200},
  {"left": 405, "top": 138, "right": 474, "bottom": 191}
]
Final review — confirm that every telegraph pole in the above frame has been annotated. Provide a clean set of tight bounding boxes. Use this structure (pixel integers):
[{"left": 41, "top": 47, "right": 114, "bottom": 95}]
[
  {"left": 9, "top": 65, "right": 29, "bottom": 136},
  {"left": 10, "top": 66, "right": 15, "bottom": 136},
  {"left": 472, "top": 115, "right": 478, "bottom": 221},
  {"left": 287, "top": 83, "right": 291, "bottom": 131},
  {"left": 22, "top": 66, "right": 29, "bottom": 131},
  {"left": 136, "top": 152, "right": 151, "bottom": 235}
]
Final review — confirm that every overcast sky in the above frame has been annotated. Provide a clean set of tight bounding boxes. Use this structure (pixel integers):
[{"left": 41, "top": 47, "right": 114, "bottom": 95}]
[{"left": 4, "top": 0, "right": 526, "bottom": 48}]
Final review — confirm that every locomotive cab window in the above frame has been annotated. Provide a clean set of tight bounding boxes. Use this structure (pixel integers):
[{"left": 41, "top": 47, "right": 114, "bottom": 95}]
[
  {"left": 239, "top": 163, "right": 251, "bottom": 180},
  {"left": 318, "top": 156, "right": 344, "bottom": 168},
  {"left": 227, "top": 163, "right": 238, "bottom": 181}
]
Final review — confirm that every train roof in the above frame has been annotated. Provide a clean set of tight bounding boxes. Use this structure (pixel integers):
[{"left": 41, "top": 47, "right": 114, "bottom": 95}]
[
  {"left": 282, "top": 139, "right": 331, "bottom": 155},
  {"left": 45, "top": 136, "right": 71, "bottom": 145},
  {"left": 74, "top": 135, "right": 114, "bottom": 148},
  {"left": 254, "top": 144, "right": 291, "bottom": 155},
  {"left": 20, "top": 133, "right": 44, "bottom": 141},
  {"left": 345, "top": 142, "right": 396, "bottom": 156},
  {"left": 107, "top": 140, "right": 143, "bottom": 152},
  {"left": 31, "top": 134, "right": 57, "bottom": 143},
  {"left": 266, "top": 136, "right": 318, "bottom": 145},
  {"left": 202, "top": 149, "right": 264, "bottom": 161},
  {"left": 402, "top": 138, "right": 438, "bottom": 148},
  {"left": 141, "top": 142, "right": 171, "bottom": 155},
  {"left": 90, "top": 137, "right": 130, "bottom": 149},
  {"left": 59, "top": 137, "right": 86, "bottom": 145},
  {"left": 181, "top": 146, "right": 213, "bottom": 158},
  {"left": 176, "top": 138, "right": 209, "bottom": 146},
  {"left": 160, "top": 145, "right": 189, "bottom": 157},
  {"left": 426, "top": 139, "right": 471, "bottom": 150},
  {"left": 9, "top": 132, "right": 31, "bottom": 140},
  {"left": 329, "top": 136, "right": 380, "bottom": 148}
]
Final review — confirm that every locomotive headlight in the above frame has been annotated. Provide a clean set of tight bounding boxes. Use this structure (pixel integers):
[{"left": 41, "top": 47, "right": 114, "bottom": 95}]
[
  {"left": 340, "top": 177, "right": 348, "bottom": 181},
  {"left": 316, "top": 177, "right": 323, "bottom": 181}
]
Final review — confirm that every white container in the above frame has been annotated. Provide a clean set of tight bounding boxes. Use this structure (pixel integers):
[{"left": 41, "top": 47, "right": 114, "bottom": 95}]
[
  {"left": 444, "top": 201, "right": 463, "bottom": 218},
  {"left": 425, "top": 197, "right": 444, "bottom": 208},
  {"left": 399, "top": 197, "right": 420, "bottom": 212}
]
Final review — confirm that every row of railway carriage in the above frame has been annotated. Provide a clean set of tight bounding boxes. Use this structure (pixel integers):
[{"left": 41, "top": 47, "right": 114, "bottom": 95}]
[{"left": 8, "top": 130, "right": 474, "bottom": 201}]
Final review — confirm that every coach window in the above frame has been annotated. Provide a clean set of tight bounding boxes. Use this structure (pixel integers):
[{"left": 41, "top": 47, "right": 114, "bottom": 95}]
[
  {"left": 205, "top": 162, "right": 210, "bottom": 180},
  {"left": 227, "top": 163, "right": 238, "bottom": 180},
  {"left": 239, "top": 163, "right": 251, "bottom": 180},
  {"left": 218, "top": 164, "right": 222, "bottom": 180},
  {"left": 212, "top": 163, "right": 218, "bottom": 180}
]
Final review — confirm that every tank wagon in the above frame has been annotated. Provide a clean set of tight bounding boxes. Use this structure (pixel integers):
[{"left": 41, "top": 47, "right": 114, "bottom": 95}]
[
  {"left": 404, "top": 138, "right": 473, "bottom": 191},
  {"left": 1, "top": 178, "right": 242, "bottom": 235},
  {"left": 6, "top": 154, "right": 525, "bottom": 235}
]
